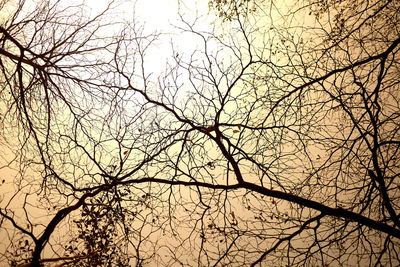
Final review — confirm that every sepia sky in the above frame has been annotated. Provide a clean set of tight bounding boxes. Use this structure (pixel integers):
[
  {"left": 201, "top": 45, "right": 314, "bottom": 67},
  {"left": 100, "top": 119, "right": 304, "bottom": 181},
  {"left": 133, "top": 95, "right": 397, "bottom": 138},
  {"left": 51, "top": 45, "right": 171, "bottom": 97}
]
[{"left": 1, "top": 0, "right": 399, "bottom": 266}]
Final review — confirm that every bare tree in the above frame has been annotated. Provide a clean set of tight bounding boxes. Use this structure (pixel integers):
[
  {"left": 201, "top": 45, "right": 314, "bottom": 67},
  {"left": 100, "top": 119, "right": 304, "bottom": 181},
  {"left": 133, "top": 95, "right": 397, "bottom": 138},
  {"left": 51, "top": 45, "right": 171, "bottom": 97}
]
[
  {"left": 0, "top": 0, "right": 165, "bottom": 265},
  {"left": 1, "top": 0, "right": 400, "bottom": 266}
]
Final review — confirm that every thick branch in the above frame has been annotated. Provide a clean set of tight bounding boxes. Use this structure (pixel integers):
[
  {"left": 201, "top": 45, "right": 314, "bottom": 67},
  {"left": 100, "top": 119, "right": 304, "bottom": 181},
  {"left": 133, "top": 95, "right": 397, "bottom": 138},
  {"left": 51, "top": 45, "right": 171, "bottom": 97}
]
[{"left": 111, "top": 177, "right": 400, "bottom": 239}]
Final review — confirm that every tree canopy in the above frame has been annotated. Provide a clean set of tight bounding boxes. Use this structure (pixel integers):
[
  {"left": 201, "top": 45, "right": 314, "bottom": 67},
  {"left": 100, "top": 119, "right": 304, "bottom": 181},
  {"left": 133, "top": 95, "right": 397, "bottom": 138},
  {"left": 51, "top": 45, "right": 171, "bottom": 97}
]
[{"left": 0, "top": 0, "right": 399, "bottom": 266}]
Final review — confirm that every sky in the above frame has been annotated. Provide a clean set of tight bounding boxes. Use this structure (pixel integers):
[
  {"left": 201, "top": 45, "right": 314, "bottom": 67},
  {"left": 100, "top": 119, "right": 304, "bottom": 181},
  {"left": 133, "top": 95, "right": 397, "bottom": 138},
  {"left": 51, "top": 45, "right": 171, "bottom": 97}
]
[
  {"left": 85, "top": 0, "right": 214, "bottom": 76},
  {"left": 0, "top": 0, "right": 361, "bottom": 265},
  {"left": 0, "top": 0, "right": 219, "bottom": 263}
]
